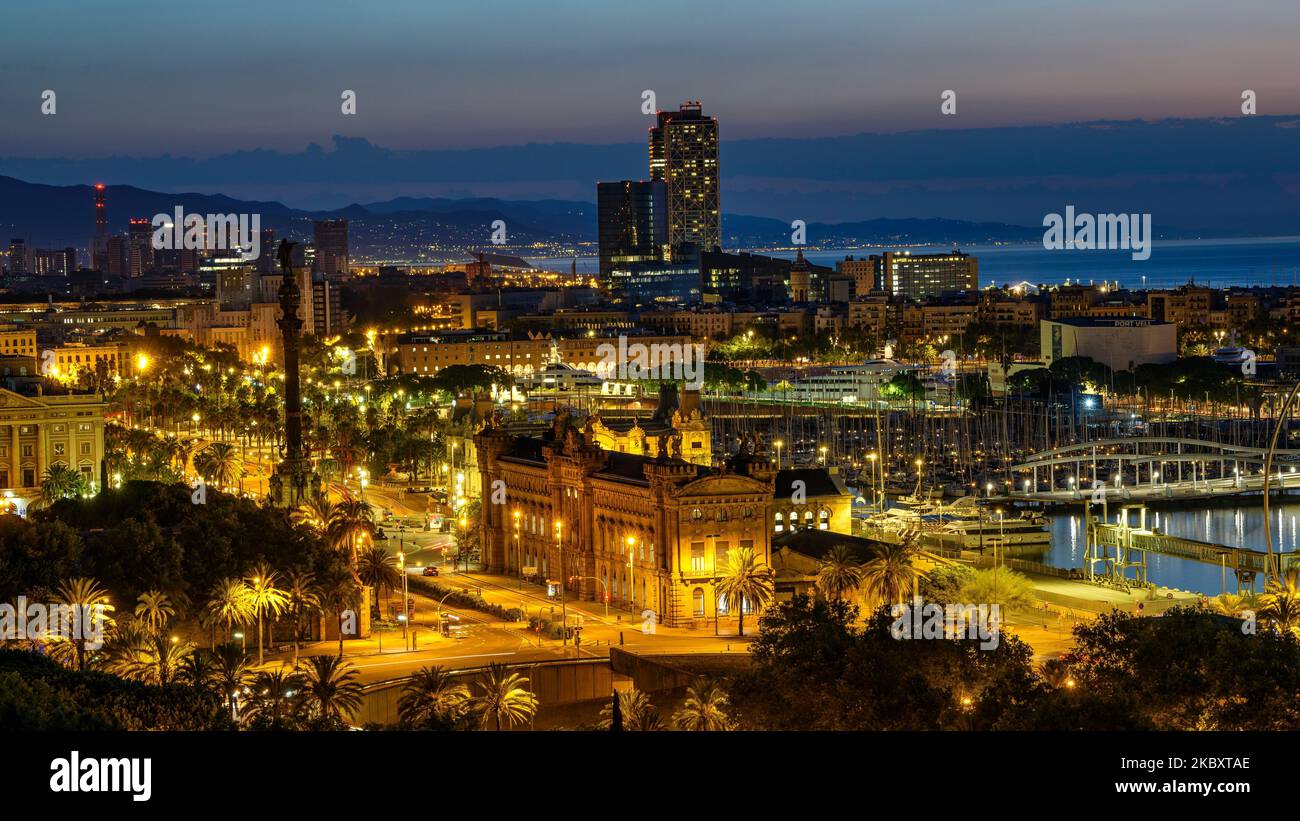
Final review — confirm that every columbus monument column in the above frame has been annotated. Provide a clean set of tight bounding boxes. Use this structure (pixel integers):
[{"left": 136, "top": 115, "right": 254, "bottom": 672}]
[{"left": 269, "top": 240, "right": 323, "bottom": 509}]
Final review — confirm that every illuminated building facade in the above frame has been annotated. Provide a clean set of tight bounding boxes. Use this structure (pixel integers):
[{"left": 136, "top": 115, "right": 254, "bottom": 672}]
[
  {"left": 0, "top": 361, "right": 107, "bottom": 513},
  {"left": 650, "top": 102, "right": 720, "bottom": 256},
  {"left": 873, "top": 251, "right": 978, "bottom": 300},
  {"left": 312, "top": 219, "right": 350, "bottom": 277},
  {"left": 597, "top": 180, "right": 667, "bottom": 279},
  {"left": 476, "top": 416, "right": 850, "bottom": 628}
]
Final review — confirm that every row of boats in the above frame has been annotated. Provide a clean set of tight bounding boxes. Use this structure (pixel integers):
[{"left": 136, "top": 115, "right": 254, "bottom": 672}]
[{"left": 861, "top": 493, "right": 1051, "bottom": 551}]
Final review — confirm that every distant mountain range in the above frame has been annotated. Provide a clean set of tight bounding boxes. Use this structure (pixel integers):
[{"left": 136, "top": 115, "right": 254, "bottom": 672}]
[
  {"left": 5, "top": 116, "right": 1300, "bottom": 236},
  {"left": 0, "top": 176, "right": 1039, "bottom": 261}
]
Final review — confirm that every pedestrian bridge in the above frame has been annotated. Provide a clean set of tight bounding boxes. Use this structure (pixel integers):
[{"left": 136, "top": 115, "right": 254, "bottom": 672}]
[
  {"left": 1087, "top": 506, "right": 1298, "bottom": 592},
  {"left": 1004, "top": 437, "right": 1300, "bottom": 503}
]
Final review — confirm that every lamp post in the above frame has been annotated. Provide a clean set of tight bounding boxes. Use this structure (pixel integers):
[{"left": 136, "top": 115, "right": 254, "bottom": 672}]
[
  {"left": 397, "top": 548, "right": 410, "bottom": 649},
  {"left": 626, "top": 535, "right": 637, "bottom": 611},
  {"left": 456, "top": 515, "right": 467, "bottom": 572},
  {"left": 513, "top": 509, "right": 522, "bottom": 590},
  {"left": 867, "top": 452, "right": 879, "bottom": 512},
  {"left": 555, "top": 520, "right": 568, "bottom": 649}
]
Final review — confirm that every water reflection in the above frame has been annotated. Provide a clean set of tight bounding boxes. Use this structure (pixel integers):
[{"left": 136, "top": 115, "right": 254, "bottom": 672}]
[{"left": 1046, "top": 502, "right": 1300, "bottom": 596}]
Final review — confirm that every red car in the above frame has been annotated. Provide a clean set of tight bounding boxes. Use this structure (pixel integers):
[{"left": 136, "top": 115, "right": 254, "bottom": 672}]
[{"left": 422, "top": 566, "right": 439, "bottom": 577}]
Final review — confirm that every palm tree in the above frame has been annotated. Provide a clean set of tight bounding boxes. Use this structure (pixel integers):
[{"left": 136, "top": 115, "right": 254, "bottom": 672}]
[
  {"left": 671, "top": 679, "right": 733, "bottom": 731},
  {"left": 715, "top": 546, "right": 775, "bottom": 637},
  {"left": 327, "top": 495, "right": 375, "bottom": 565},
  {"left": 1211, "top": 592, "right": 1256, "bottom": 618},
  {"left": 357, "top": 546, "right": 401, "bottom": 620},
  {"left": 470, "top": 662, "right": 539, "bottom": 730},
  {"left": 292, "top": 496, "right": 335, "bottom": 534},
  {"left": 53, "top": 576, "right": 116, "bottom": 671},
  {"left": 599, "top": 689, "right": 654, "bottom": 730},
  {"left": 245, "top": 669, "right": 306, "bottom": 729},
  {"left": 196, "top": 442, "right": 242, "bottom": 489},
  {"left": 209, "top": 643, "right": 254, "bottom": 720},
  {"left": 39, "top": 464, "right": 88, "bottom": 506},
  {"left": 102, "top": 622, "right": 194, "bottom": 686},
  {"left": 1259, "top": 567, "right": 1300, "bottom": 636},
  {"left": 398, "top": 665, "right": 470, "bottom": 727},
  {"left": 958, "top": 567, "right": 1037, "bottom": 613},
  {"left": 815, "top": 545, "right": 865, "bottom": 602},
  {"left": 137, "top": 632, "right": 194, "bottom": 686},
  {"left": 321, "top": 577, "right": 363, "bottom": 657},
  {"left": 133, "top": 590, "right": 175, "bottom": 634},
  {"left": 206, "top": 577, "right": 253, "bottom": 648},
  {"left": 300, "top": 654, "right": 364, "bottom": 723},
  {"left": 861, "top": 532, "right": 928, "bottom": 606},
  {"left": 245, "top": 563, "right": 289, "bottom": 666},
  {"left": 284, "top": 570, "right": 321, "bottom": 667},
  {"left": 1039, "top": 658, "right": 1075, "bottom": 690}
]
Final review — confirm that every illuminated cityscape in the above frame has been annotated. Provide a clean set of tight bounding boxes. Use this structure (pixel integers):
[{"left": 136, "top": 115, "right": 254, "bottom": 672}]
[{"left": 3, "top": 0, "right": 1299, "bottom": 804}]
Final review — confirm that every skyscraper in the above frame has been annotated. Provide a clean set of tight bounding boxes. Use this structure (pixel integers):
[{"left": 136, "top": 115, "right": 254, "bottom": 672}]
[
  {"left": 649, "top": 101, "right": 720, "bottom": 256},
  {"left": 312, "top": 219, "right": 349, "bottom": 277},
  {"left": 596, "top": 180, "right": 667, "bottom": 279},
  {"left": 91, "top": 183, "right": 109, "bottom": 271},
  {"left": 127, "top": 218, "right": 153, "bottom": 278}
]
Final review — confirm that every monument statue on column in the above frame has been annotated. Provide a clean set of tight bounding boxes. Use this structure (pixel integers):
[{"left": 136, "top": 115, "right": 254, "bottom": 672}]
[{"left": 269, "top": 240, "right": 323, "bottom": 509}]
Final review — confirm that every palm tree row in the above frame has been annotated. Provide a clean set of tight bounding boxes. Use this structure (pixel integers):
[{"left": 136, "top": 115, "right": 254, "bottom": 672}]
[
  {"left": 399, "top": 662, "right": 539, "bottom": 731},
  {"left": 204, "top": 563, "right": 361, "bottom": 665}
]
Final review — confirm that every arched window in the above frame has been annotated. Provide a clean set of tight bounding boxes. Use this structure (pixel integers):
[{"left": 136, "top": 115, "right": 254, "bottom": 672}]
[
  {"left": 691, "top": 508, "right": 703, "bottom": 521},
  {"left": 803, "top": 510, "right": 814, "bottom": 526},
  {"left": 692, "top": 587, "right": 705, "bottom": 617},
  {"left": 774, "top": 512, "right": 784, "bottom": 533},
  {"left": 717, "top": 593, "right": 729, "bottom": 616},
  {"left": 819, "top": 508, "right": 830, "bottom": 530}
]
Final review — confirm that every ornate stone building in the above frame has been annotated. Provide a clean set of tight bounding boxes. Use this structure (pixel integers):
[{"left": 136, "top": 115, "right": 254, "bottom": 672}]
[
  {"left": 586, "top": 386, "right": 711, "bottom": 467},
  {"left": 0, "top": 358, "right": 107, "bottom": 515},
  {"left": 475, "top": 416, "right": 849, "bottom": 628}
]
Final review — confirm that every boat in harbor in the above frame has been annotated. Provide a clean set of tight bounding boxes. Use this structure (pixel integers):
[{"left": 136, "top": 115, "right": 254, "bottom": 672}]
[{"left": 864, "top": 495, "right": 1051, "bottom": 551}]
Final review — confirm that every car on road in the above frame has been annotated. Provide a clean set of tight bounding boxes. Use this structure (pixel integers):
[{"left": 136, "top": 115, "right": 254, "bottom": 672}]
[{"left": 422, "top": 566, "right": 439, "bottom": 577}]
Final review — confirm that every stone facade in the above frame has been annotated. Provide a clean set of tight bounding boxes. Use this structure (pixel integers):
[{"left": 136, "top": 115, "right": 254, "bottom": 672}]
[{"left": 476, "top": 416, "right": 850, "bottom": 629}]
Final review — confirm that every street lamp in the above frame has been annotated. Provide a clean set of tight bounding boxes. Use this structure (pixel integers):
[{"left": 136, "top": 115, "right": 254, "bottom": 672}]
[
  {"left": 513, "top": 510, "right": 523, "bottom": 589},
  {"left": 774, "top": 439, "right": 784, "bottom": 469},
  {"left": 626, "top": 535, "right": 637, "bottom": 610},
  {"left": 397, "top": 549, "right": 410, "bottom": 648},
  {"left": 867, "top": 452, "right": 880, "bottom": 512},
  {"left": 555, "top": 520, "right": 568, "bottom": 649}
]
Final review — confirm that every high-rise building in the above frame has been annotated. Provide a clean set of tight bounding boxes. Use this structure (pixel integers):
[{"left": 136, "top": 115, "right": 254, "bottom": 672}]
[
  {"left": 127, "top": 218, "right": 153, "bottom": 278},
  {"left": 6, "top": 240, "right": 30, "bottom": 276},
  {"left": 872, "top": 251, "right": 978, "bottom": 300},
  {"left": 312, "top": 279, "right": 346, "bottom": 336},
  {"left": 31, "top": 247, "right": 77, "bottom": 277},
  {"left": 91, "top": 183, "right": 109, "bottom": 271},
  {"left": 649, "top": 101, "right": 720, "bottom": 256},
  {"left": 105, "top": 235, "right": 130, "bottom": 278},
  {"left": 256, "top": 228, "right": 277, "bottom": 274},
  {"left": 596, "top": 180, "right": 667, "bottom": 279},
  {"left": 312, "top": 219, "right": 349, "bottom": 277}
]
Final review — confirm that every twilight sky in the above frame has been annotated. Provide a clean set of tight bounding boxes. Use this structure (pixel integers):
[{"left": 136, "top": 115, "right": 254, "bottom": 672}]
[{"left": 3, "top": 0, "right": 1299, "bottom": 156}]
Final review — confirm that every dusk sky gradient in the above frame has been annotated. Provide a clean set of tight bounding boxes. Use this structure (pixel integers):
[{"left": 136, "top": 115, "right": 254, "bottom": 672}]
[{"left": 4, "top": 0, "right": 1300, "bottom": 156}]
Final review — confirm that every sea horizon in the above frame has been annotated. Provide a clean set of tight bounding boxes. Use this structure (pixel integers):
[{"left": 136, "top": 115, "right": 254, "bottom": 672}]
[{"left": 530, "top": 234, "right": 1300, "bottom": 290}]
